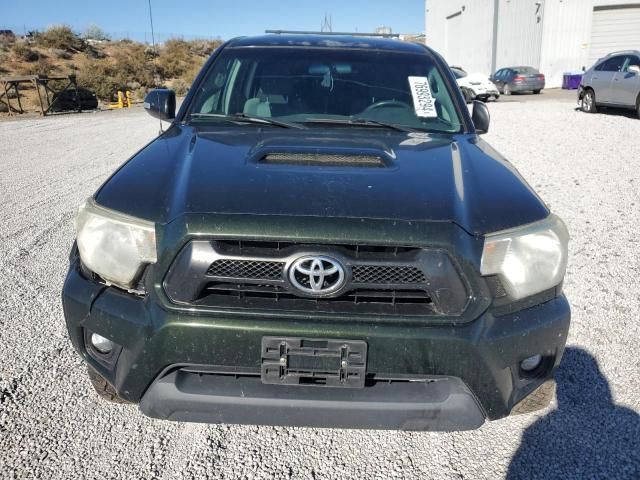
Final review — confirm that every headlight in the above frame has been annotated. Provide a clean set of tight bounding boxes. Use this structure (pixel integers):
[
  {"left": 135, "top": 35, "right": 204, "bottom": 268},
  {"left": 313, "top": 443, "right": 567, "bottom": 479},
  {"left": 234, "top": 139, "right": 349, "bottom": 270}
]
[
  {"left": 75, "top": 199, "right": 157, "bottom": 290},
  {"left": 480, "top": 214, "right": 569, "bottom": 300}
]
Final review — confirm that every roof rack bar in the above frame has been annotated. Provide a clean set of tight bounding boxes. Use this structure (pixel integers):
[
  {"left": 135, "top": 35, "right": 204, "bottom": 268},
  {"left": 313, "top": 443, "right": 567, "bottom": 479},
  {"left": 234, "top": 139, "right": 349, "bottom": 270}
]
[{"left": 265, "top": 29, "right": 400, "bottom": 39}]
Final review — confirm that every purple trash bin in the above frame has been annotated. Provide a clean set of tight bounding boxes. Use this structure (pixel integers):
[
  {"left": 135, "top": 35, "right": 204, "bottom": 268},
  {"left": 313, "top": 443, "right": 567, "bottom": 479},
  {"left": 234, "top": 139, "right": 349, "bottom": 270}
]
[{"left": 562, "top": 73, "right": 583, "bottom": 89}]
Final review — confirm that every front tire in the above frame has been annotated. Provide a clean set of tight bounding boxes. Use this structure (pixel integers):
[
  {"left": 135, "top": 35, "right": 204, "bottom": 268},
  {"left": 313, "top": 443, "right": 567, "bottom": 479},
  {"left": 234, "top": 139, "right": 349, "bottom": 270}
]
[
  {"left": 581, "top": 89, "right": 597, "bottom": 113},
  {"left": 87, "top": 366, "right": 128, "bottom": 403}
]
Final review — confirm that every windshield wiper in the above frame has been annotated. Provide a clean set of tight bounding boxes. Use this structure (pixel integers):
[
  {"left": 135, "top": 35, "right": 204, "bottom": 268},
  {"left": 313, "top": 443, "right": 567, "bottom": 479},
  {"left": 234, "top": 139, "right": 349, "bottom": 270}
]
[
  {"left": 303, "top": 118, "right": 414, "bottom": 132},
  {"left": 188, "top": 113, "right": 305, "bottom": 129}
]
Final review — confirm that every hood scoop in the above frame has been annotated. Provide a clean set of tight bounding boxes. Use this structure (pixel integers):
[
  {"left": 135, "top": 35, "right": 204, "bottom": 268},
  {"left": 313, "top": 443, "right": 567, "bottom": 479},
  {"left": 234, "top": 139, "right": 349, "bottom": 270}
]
[{"left": 259, "top": 152, "right": 387, "bottom": 168}]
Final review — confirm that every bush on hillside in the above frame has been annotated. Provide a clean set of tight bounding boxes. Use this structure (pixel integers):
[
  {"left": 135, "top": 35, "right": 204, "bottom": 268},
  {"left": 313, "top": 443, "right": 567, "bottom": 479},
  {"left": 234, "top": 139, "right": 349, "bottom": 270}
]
[
  {"left": 156, "top": 38, "right": 191, "bottom": 78},
  {"left": 171, "top": 78, "right": 189, "bottom": 96},
  {"left": 110, "top": 42, "right": 155, "bottom": 87},
  {"left": 84, "top": 25, "right": 110, "bottom": 42},
  {"left": 19, "top": 57, "right": 53, "bottom": 76},
  {"left": 156, "top": 38, "right": 221, "bottom": 81},
  {"left": 12, "top": 42, "right": 40, "bottom": 62},
  {"left": 35, "top": 25, "right": 85, "bottom": 52},
  {"left": 76, "top": 59, "right": 119, "bottom": 99},
  {"left": 77, "top": 42, "right": 155, "bottom": 100},
  {"left": 182, "top": 58, "right": 207, "bottom": 86}
]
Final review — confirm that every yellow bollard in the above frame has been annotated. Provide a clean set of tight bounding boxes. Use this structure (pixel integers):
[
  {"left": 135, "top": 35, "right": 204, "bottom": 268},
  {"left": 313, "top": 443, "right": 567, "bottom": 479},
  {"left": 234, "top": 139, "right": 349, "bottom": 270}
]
[{"left": 125, "top": 90, "right": 132, "bottom": 108}]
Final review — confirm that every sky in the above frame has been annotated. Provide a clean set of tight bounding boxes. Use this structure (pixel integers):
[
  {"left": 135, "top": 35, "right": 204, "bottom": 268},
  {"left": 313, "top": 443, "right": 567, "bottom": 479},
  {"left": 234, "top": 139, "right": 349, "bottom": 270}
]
[{"left": 2, "top": 0, "right": 425, "bottom": 43}]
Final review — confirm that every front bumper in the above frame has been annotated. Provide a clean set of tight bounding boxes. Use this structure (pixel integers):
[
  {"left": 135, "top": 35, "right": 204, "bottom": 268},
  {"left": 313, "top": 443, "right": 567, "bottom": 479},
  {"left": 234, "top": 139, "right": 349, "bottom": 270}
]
[
  {"left": 63, "top": 260, "right": 570, "bottom": 431},
  {"left": 472, "top": 87, "right": 500, "bottom": 99},
  {"left": 140, "top": 371, "right": 485, "bottom": 430}
]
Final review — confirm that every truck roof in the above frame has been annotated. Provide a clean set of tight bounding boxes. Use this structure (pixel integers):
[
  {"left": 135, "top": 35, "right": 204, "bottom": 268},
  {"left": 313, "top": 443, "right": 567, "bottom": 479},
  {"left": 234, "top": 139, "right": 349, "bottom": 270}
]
[{"left": 226, "top": 34, "right": 428, "bottom": 54}]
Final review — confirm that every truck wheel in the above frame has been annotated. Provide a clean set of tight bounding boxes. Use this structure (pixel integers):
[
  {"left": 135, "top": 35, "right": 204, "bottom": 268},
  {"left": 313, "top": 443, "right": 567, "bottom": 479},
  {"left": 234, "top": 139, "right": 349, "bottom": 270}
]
[
  {"left": 581, "top": 89, "right": 597, "bottom": 113},
  {"left": 87, "top": 366, "right": 128, "bottom": 403},
  {"left": 511, "top": 379, "right": 556, "bottom": 415}
]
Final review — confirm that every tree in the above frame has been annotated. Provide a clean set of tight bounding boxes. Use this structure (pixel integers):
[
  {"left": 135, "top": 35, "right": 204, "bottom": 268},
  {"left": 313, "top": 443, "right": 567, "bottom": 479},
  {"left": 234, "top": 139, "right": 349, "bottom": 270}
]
[{"left": 84, "top": 24, "right": 110, "bottom": 42}]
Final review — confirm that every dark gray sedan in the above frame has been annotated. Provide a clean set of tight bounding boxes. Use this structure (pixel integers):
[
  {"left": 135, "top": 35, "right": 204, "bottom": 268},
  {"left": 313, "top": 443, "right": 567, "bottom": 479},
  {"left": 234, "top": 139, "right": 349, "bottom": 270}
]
[{"left": 490, "top": 66, "right": 545, "bottom": 95}]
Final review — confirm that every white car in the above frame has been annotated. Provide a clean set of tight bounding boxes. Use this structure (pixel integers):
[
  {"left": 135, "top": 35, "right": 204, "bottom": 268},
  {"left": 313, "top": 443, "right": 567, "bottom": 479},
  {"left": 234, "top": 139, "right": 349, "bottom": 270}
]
[{"left": 451, "top": 67, "right": 500, "bottom": 103}]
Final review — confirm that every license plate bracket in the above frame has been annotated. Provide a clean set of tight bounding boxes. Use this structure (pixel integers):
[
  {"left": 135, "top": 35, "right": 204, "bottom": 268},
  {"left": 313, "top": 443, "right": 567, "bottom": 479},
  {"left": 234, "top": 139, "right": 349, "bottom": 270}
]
[{"left": 261, "top": 337, "right": 367, "bottom": 388}]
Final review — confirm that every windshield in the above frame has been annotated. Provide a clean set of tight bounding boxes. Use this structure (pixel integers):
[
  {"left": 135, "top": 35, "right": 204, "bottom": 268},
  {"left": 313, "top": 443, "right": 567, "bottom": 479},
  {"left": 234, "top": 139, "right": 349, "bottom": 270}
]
[
  {"left": 514, "top": 66, "right": 539, "bottom": 74},
  {"left": 187, "top": 47, "right": 463, "bottom": 133}
]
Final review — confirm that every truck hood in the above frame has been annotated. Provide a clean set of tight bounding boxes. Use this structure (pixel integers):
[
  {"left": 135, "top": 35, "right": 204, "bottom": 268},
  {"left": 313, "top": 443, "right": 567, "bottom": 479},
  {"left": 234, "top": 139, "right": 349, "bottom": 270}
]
[{"left": 96, "top": 125, "right": 548, "bottom": 235}]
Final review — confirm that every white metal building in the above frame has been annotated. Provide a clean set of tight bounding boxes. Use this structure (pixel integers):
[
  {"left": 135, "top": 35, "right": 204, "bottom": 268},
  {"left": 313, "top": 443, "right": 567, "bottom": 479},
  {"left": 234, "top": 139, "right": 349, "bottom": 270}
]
[{"left": 425, "top": 0, "right": 640, "bottom": 87}]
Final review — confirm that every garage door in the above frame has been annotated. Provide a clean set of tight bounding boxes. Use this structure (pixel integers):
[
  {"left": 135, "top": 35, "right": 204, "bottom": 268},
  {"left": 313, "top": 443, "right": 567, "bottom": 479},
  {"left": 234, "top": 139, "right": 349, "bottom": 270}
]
[{"left": 588, "top": 5, "right": 640, "bottom": 65}]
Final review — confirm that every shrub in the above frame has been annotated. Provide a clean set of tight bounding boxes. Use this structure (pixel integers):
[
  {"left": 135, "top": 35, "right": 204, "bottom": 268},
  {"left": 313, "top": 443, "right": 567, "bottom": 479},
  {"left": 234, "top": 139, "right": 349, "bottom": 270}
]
[
  {"left": 187, "top": 39, "right": 222, "bottom": 57},
  {"left": 76, "top": 59, "right": 119, "bottom": 99},
  {"left": 182, "top": 58, "right": 207, "bottom": 86},
  {"left": 83, "top": 25, "right": 110, "bottom": 42},
  {"left": 35, "top": 25, "right": 85, "bottom": 52},
  {"left": 0, "top": 36, "right": 14, "bottom": 49},
  {"left": 172, "top": 78, "right": 189, "bottom": 96},
  {"left": 110, "top": 42, "right": 155, "bottom": 87},
  {"left": 77, "top": 42, "right": 155, "bottom": 100},
  {"left": 20, "top": 57, "right": 53, "bottom": 76},
  {"left": 156, "top": 38, "right": 191, "bottom": 78},
  {"left": 12, "top": 43, "right": 39, "bottom": 62}
]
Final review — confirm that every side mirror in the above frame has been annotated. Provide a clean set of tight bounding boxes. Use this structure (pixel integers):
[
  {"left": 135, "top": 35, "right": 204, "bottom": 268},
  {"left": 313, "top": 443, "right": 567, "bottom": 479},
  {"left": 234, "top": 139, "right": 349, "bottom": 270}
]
[
  {"left": 471, "top": 100, "right": 490, "bottom": 134},
  {"left": 144, "top": 89, "right": 176, "bottom": 121},
  {"left": 627, "top": 65, "right": 640, "bottom": 75}
]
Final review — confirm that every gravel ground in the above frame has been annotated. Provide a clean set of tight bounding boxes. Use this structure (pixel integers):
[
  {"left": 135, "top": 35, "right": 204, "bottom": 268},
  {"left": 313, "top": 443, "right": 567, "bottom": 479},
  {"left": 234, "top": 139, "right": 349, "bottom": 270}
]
[{"left": 1, "top": 98, "right": 639, "bottom": 480}]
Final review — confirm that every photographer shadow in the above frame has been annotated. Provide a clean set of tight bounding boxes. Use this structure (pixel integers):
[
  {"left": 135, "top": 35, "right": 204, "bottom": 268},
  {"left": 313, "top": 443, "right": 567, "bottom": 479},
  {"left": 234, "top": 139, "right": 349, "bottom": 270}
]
[{"left": 507, "top": 347, "right": 639, "bottom": 479}]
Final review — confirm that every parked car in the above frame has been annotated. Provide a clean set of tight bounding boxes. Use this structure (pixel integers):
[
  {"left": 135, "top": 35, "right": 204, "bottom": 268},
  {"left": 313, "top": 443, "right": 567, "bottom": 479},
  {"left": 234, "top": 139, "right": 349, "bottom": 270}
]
[
  {"left": 491, "top": 66, "right": 545, "bottom": 95},
  {"left": 49, "top": 87, "right": 98, "bottom": 112},
  {"left": 62, "top": 34, "right": 570, "bottom": 431},
  {"left": 578, "top": 50, "right": 640, "bottom": 118},
  {"left": 451, "top": 67, "right": 500, "bottom": 103}
]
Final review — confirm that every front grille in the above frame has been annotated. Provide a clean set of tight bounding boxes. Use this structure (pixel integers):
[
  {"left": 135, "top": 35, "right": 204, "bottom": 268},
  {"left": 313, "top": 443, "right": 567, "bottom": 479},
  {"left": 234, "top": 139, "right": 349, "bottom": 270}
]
[
  {"left": 207, "top": 259, "right": 426, "bottom": 285},
  {"left": 214, "top": 240, "right": 416, "bottom": 257},
  {"left": 164, "top": 240, "right": 470, "bottom": 317},
  {"left": 203, "top": 282, "right": 432, "bottom": 304},
  {"left": 206, "top": 259, "right": 283, "bottom": 280},
  {"left": 198, "top": 282, "right": 433, "bottom": 315},
  {"left": 352, "top": 265, "right": 426, "bottom": 284}
]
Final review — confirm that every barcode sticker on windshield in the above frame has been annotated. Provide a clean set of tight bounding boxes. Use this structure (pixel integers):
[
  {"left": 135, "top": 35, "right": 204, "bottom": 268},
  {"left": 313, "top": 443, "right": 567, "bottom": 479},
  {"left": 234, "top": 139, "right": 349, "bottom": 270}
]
[{"left": 408, "top": 76, "right": 437, "bottom": 118}]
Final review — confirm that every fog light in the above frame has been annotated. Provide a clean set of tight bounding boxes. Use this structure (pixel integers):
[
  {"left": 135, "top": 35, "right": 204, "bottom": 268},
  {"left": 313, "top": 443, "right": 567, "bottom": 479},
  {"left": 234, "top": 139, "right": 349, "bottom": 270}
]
[
  {"left": 91, "top": 333, "right": 114, "bottom": 354},
  {"left": 520, "top": 354, "right": 542, "bottom": 372}
]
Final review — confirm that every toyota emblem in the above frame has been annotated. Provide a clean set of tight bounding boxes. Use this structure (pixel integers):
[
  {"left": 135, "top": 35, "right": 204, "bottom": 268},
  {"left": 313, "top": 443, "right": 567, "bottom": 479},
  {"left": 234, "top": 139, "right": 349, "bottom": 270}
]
[{"left": 288, "top": 255, "right": 346, "bottom": 296}]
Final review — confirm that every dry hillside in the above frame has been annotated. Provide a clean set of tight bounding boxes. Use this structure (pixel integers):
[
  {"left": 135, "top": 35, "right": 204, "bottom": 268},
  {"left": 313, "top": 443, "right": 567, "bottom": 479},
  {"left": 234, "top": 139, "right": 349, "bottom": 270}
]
[{"left": 0, "top": 25, "right": 222, "bottom": 114}]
